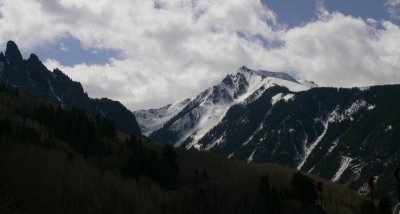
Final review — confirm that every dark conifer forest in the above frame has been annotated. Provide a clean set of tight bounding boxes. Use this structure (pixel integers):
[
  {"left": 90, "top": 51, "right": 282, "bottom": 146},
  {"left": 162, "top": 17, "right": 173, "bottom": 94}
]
[{"left": 0, "top": 83, "right": 388, "bottom": 214}]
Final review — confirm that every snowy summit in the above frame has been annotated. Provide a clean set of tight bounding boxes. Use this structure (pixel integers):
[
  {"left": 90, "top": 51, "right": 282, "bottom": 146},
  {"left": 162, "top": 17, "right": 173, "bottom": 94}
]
[{"left": 135, "top": 66, "right": 315, "bottom": 147}]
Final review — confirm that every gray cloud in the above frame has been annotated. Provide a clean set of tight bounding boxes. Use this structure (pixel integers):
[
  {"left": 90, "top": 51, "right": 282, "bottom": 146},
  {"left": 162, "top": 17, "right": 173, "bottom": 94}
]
[{"left": 1, "top": 0, "right": 400, "bottom": 110}]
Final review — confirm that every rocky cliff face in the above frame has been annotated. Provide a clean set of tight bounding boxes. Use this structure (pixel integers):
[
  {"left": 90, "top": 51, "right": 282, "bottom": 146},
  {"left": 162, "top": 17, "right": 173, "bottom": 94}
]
[{"left": 0, "top": 41, "right": 141, "bottom": 135}]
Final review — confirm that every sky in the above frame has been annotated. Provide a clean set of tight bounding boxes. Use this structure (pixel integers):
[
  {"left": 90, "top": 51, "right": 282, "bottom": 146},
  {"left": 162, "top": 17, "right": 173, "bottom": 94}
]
[{"left": 1, "top": 0, "right": 400, "bottom": 110}]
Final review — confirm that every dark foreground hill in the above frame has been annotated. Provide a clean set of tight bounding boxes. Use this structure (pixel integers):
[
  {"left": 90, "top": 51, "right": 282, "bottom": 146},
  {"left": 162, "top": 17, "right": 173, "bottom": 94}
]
[
  {"left": 0, "top": 41, "right": 141, "bottom": 135},
  {"left": 0, "top": 84, "right": 375, "bottom": 213}
]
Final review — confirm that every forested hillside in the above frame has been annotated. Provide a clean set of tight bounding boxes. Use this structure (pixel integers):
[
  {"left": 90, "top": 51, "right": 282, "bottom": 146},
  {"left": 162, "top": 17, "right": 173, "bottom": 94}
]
[{"left": 0, "top": 84, "right": 386, "bottom": 214}]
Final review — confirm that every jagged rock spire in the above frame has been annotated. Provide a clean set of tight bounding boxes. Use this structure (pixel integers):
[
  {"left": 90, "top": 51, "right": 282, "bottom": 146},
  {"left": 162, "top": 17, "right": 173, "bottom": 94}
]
[
  {"left": 26, "top": 53, "right": 48, "bottom": 75},
  {"left": 5, "top": 41, "right": 23, "bottom": 65}
]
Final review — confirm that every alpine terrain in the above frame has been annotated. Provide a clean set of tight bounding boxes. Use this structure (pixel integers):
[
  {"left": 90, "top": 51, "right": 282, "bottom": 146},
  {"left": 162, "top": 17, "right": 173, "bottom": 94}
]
[
  {"left": 0, "top": 54, "right": 366, "bottom": 214},
  {"left": 136, "top": 66, "right": 400, "bottom": 196}
]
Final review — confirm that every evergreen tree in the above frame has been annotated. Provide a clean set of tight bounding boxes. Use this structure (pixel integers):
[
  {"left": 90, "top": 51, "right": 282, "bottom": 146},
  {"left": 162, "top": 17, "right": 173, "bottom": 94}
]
[
  {"left": 0, "top": 118, "right": 11, "bottom": 139},
  {"left": 270, "top": 188, "right": 283, "bottom": 214},
  {"left": 378, "top": 196, "right": 392, "bottom": 214},
  {"left": 201, "top": 169, "right": 209, "bottom": 183},
  {"left": 99, "top": 117, "right": 116, "bottom": 138},
  {"left": 161, "top": 144, "right": 179, "bottom": 189},
  {"left": 361, "top": 200, "right": 376, "bottom": 214},
  {"left": 291, "top": 172, "right": 317, "bottom": 204},
  {"left": 124, "top": 137, "right": 145, "bottom": 178},
  {"left": 258, "top": 176, "right": 271, "bottom": 211}
]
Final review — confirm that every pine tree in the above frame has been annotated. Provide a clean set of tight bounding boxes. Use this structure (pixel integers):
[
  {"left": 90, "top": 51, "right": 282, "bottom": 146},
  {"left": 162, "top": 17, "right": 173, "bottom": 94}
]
[
  {"left": 291, "top": 172, "right": 317, "bottom": 204},
  {"left": 378, "top": 195, "right": 392, "bottom": 214},
  {"left": 258, "top": 176, "right": 271, "bottom": 211},
  {"left": 161, "top": 144, "right": 179, "bottom": 189}
]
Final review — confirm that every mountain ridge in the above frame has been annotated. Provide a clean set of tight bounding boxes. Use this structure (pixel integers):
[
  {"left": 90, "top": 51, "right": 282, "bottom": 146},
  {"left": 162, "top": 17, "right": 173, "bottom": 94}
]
[
  {"left": 0, "top": 41, "right": 141, "bottom": 135},
  {"left": 238, "top": 65, "right": 301, "bottom": 84}
]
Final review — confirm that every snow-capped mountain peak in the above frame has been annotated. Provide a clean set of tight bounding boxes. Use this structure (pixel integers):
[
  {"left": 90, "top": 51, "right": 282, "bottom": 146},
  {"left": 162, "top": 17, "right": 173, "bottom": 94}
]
[
  {"left": 136, "top": 66, "right": 316, "bottom": 145},
  {"left": 238, "top": 66, "right": 300, "bottom": 84}
]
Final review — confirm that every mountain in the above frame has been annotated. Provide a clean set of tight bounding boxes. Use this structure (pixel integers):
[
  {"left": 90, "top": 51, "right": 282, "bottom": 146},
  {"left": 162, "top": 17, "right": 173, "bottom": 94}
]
[
  {"left": 0, "top": 82, "right": 367, "bottom": 214},
  {"left": 0, "top": 41, "right": 141, "bottom": 135},
  {"left": 137, "top": 66, "right": 310, "bottom": 145},
  {"left": 136, "top": 66, "right": 400, "bottom": 196}
]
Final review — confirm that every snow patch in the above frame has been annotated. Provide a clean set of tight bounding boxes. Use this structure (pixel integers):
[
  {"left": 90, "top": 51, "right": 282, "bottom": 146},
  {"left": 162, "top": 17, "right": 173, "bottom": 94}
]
[
  {"left": 332, "top": 156, "right": 352, "bottom": 182},
  {"left": 327, "top": 138, "right": 340, "bottom": 154},
  {"left": 268, "top": 78, "right": 309, "bottom": 92},
  {"left": 359, "top": 86, "right": 371, "bottom": 91},
  {"left": 367, "top": 105, "right": 376, "bottom": 111},
  {"left": 239, "top": 67, "right": 300, "bottom": 84},
  {"left": 205, "top": 133, "right": 226, "bottom": 151},
  {"left": 184, "top": 103, "right": 231, "bottom": 148},
  {"left": 247, "top": 147, "right": 257, "bottom": 162},
  {"left": 297, "top": 120, "right": 328, "bottom": 170},
  {"left": 237, "top": 69, "right": 308, "bottom": 104},
  {"left": 345, "top": 100, "right": 367, "bottom": 117},
  {"left": 351, "top": 164, "right": 363, "bottom": 180},
  {"left": 271, "top": 93, "right": 295, "bottom": 106},
  {"left": 271, "top": 93, "right": 283, "bottom": 105},
  {"left": 47, "top": 79, "right": 64, "bottom": 108},
  {"left": 299, "top": 80, "right": 318, "bottom": 88},
  {"left": 134, "top": 98, "right": 191, "bottom": 136},
  {"left": 329, "top": 100, "right": 369, "bottom": 123},
  {"left": 283, "top": 94, "right": 295, "bottom": 102},
  {"left": 242, "top": 85, "right": 267, "bottom": 104}
]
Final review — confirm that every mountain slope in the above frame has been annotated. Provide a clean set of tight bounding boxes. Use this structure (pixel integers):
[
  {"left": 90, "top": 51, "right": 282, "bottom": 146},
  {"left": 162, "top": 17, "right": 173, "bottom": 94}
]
[
  {"left": 141, "top": 66, "right": 309, "bottom": 147},
  {"left": 224, "top": 85, "right": 400, "bottom": 195},
  {"left": 137, "top": 66, "right": 400, "bottom": 196},
  {"left": 135, "top": 98, "right": 192, "bottom": 136},
  {"left": 0, "top": 41, "right": 141, "bottom": 135}
]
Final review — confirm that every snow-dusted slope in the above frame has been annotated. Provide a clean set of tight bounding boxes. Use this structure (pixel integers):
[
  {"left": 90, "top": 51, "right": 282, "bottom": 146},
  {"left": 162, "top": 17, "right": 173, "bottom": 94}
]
[
  {"left": 141, "top": 66, "right": 312, "bottom": 146},
  {"left": 134, "top": 98, "right": 191, "bottom": 136}
]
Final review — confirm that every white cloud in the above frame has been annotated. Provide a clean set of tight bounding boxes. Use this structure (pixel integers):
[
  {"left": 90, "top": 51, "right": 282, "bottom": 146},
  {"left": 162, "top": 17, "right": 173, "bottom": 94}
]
[
  {"left": 1, "top": 0, "right": 400, "bottom": 110},
  {"left": 1, "top": 0, "right": 283, "bottom": 110},
  {"left": 278, "top": 9, "right": 400, "bottom": 87},
  {"left": 315, "top": 0, "right": 330, "bottom": 20},
  {"left": 386, "top": 0, "right": 400, "bottom": 20}
]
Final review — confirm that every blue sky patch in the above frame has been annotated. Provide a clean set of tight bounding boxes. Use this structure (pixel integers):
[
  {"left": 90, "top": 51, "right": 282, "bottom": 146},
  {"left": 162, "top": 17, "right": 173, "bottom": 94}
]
[
  {"left": 29, "top": 37, "right": 122, "bottom": 66},
  {"left": 262, "top": 0, "right": 400, "bottom": 27}
]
